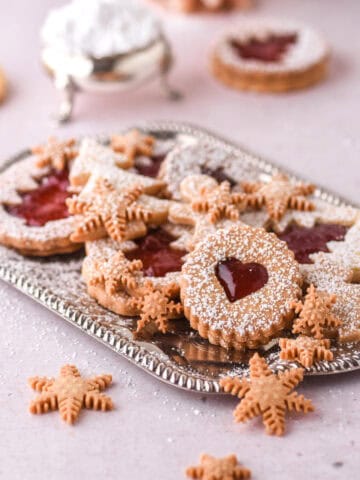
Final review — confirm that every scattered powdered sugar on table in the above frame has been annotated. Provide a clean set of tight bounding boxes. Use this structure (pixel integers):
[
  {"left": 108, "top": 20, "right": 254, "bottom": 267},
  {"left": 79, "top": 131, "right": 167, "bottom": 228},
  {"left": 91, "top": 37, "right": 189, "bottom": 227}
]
[{"left": 41, "top": 0, "right": 161, "bottom": 58}]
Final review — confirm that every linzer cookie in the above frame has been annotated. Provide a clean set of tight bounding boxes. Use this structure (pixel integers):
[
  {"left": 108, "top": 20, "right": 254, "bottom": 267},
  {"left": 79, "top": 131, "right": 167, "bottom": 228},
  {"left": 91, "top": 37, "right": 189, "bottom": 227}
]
[
  {"left": 69, "top": 139, "right": 165, "bottom": 193},
  {"left": 67, "top": 175, "right": 171, "bottom": 243},
  {"left": 180, "top": 224, "right": 302, "bottom": 350},
  {"left": 82, "top": 225, "right": 189, "bottom": 316},
  {"left": 159, "top": 142, "right": 257, "bottom": 200},
  {"left": 69, "top": 138, "right": 132, "bottom": 187},
  {"left": 152, "top": 0, "right": 251, "bottom": 13},
  {"left": 0, "top": 67, "right": 6, "bottom": 103},
  {"left": 211, "top": 19, "right": 330, "bottom": 93},
  {"left": 300, "top": 220, "right": 360, "bottom": 342},
  {"left": 0, "top": 139, "right": 80, "bottom": 256}
]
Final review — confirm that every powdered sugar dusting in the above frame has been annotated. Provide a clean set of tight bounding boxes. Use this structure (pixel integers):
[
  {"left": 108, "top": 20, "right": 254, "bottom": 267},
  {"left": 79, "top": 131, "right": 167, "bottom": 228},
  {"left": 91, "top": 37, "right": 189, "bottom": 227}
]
[
  {"left": 301, "top": 221, "right": 360, "bottom": 342},
  {"left": 0, "top": 156, "right": 76, "bottom": 249},
  {"left": 181, "top": 224, "right": 301, "bottom": 342},
  {"left": 159, "top": 142, "right": 258, "bottom": 200},
  {"left": 215, "top": 18, "right": 329, "bottom": 73}
]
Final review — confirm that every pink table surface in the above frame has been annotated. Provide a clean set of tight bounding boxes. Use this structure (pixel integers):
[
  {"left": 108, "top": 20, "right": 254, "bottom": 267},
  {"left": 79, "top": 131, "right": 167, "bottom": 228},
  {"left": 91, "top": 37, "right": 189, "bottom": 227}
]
[{"left": 0, "top": 1, "right": 359, "bottom": 479}]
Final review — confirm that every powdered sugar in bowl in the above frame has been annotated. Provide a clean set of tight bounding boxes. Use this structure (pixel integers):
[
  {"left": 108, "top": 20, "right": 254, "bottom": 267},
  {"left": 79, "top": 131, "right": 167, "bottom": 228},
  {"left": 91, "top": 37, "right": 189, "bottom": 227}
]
[{"left": 41, "top": 0, "right": 180, "bottom": 123}]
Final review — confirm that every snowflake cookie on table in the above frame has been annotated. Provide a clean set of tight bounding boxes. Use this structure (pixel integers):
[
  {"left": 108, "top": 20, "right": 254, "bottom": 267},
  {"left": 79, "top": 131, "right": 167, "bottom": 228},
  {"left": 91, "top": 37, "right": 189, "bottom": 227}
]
[
  {"left": 29, "top": 365, "right": 113, "bottom": 425},
  {"left": 300, "top": 220, "right": 360, "bottom": 342},
  {"left": 82, "top": 223, "right": 190, "bottom": 317},
  {"left": 220, "top": 353, "right": 314, "bottom": 436},
  {"left": 67, "top": 174, "right": 172, "bottom": 243},
  {"left": 0, "top": 140, "right": 80, "bottom": 256},
  {"left": 186, "top": 454, "right": 251, "bottom": 480}
]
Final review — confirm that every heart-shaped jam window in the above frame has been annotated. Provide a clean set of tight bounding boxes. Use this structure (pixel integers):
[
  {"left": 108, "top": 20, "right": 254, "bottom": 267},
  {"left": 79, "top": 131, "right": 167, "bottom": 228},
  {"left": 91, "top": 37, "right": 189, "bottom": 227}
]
[
  {"left": 231, "top": 33, "right": 298, "bottom": 63},
  {"left": 215, "top": 257, "right": 269, "bottom": 302}
]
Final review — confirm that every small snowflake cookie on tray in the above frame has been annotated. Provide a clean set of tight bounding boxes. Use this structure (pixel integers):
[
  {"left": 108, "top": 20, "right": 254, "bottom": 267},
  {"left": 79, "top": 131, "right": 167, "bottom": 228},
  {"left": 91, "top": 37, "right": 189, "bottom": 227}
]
[
  {"left": 0, "top": 137, "right": 80, "bottom": 256},
  {"left": 211, "top": 18, "right": 330, "bottom": 93},
  {"left": 82, "top": 222, "right": 190, "bottom": 310}
]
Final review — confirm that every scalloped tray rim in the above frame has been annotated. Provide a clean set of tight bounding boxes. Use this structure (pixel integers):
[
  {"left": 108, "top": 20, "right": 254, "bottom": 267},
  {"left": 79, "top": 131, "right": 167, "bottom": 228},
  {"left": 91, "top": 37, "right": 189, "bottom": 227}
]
[{"left": 0, "top": 120, "right": 359, "bottom": 395}]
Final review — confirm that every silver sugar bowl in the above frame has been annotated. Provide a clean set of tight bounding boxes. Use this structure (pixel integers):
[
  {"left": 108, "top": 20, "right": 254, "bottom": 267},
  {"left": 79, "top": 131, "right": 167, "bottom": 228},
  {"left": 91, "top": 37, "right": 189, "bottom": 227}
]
[{"left": 41, "top": 33, "right": 181, "bottom": 123}]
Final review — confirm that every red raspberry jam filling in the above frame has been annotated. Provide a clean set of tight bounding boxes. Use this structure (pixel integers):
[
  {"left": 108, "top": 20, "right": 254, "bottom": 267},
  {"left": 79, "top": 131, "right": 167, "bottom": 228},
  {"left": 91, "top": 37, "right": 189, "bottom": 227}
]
[
  {"left": 200, "top": 166, "right": 236, "bottom": 187},
  {"left": 215, "top": 257, "right": 269, "bottom": 302},
  {"left": 6, "top": 168, "right": 71, "bottom": 227},
  {"left": 125, "top": 228, "right": 187, "bottom": 277},
  {"left": 277, "top": 223, "right": 348, "bottom": 264},
  {"left": 230, "top": 33, "right": 297, "bottom": 63},
  {"left": 134, "top": 154, "right": 166, "bottom": 178}
]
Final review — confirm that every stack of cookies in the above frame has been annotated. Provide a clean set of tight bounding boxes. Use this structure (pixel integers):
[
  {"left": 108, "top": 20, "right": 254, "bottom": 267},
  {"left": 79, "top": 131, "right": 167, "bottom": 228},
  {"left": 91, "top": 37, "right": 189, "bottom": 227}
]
[{"left": 0, "top": 130, "right": 359, "bottom": 358}]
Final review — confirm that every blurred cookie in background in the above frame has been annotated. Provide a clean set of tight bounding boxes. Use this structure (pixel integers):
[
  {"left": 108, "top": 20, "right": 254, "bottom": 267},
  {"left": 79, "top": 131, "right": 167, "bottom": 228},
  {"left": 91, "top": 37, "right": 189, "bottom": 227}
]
[
  {"left": 151, "top": 0, "right": 252, "bottom": 14},
  {"left": 0, "top": 67, "right": 7, "bottom": 103},
  {"left": 211, "top": 18, "right": 330, "bottom": 93}
]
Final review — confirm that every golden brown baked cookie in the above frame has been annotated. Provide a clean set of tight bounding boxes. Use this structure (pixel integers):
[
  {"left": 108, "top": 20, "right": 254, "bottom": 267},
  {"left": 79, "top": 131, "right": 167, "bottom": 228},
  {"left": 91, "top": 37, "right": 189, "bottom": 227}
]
[
  {"left": 0, "top": 145, "right": 80, "bottom": 256},
  {"left": 300, "top": 220, "right": 360, "bottom": 342},
  {"left": 0, "top": 67, "right": 7, "bottom": 103},
  {"left": 181, "top": 224, "right": 302, "bottom": 350},
  {"left": 211, "top": 19, "right": 330, "bottom": 93},
  {"left": 152, "top": 0, "right": 251, "bottom": 13}
]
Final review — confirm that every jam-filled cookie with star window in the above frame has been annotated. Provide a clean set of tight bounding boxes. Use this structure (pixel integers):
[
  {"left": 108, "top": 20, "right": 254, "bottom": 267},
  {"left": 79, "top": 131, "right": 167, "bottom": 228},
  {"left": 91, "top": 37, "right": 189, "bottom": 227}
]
[
  {"left": 0, "top": 137, "right": 81, "bottom": 256},
  {"left": 211, "top": 18, "right": 330, "bottom": 93}
]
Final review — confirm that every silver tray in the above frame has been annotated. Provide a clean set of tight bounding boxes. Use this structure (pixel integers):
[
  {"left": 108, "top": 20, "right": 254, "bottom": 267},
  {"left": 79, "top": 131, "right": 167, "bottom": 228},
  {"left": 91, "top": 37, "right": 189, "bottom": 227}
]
[{"left": 1, "top": 122, "right": 359, "bottom": 394}]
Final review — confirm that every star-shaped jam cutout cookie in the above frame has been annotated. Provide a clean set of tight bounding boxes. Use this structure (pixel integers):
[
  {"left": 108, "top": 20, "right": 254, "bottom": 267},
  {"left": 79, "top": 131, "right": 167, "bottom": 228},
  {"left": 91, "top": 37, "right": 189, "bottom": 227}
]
[
  {"left": 28, "top": 365, "right": 113, "bottom": 424},
  {"left": 279, "top": 336, "right": 333, "bottom": 368},
  {"left": 192, "top": 180, "right": 246, "bottom": 224},
  {"left": 128, "top": 280, "right": 183, "bottom": 339},
  {"left": 32, "top": 137, "right": 78, "bottom": 171},
  {"left": 220, "top": 353, "right": 314, "bottom": 436},
  {"left": 111, "top": 129, "right": 155, "bottom": 165},
  {"left": 242, "top": 173, "right": 315, "bottom": 221},
  {"left": 88, "top": 251, "right": 143, "bottom": 294},
  {"left": 291, "top": 284, "right": 342, "bottom": 339},
  {"left": 67, "top": 179, "right": 151, "bottom": 243},
  {"left": 186, "top": 454, "right": 251, "bottom": 480}
]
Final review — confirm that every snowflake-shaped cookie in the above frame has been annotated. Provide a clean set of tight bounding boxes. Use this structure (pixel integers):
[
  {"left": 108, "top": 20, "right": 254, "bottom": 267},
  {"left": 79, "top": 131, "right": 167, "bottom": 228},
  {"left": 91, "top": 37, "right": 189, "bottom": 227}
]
[
  {"left": 300, "top": 220, "right": 360, "bottom": 342},
  {"left": 279, "top": 336, "right": 333, "bottom": 368},
  {"left": 169, "top": 175, "right": 246, "bottom": 250},
  {"left": 291, "top": 284, "right": 342, "bottom": 339},
  {"left": 192, "top": 179, "right": 246, "bottom": 223},
  {"left": 128, "top": 280, "right": 183, "bottom": 339},
  {"left": 88, "top": 250, "right": 143, "bottom": 294},
  {"left": 242, "top": 173, "right": 315, "bottom": 221},
  {"left": 186, "top": 454, "right": 251, "bottom": 480},
  {"left": 29, "top": 365, "right": 113, "bottom": 424},
  {"left": 111, "top": 129, "right": 155, "bottom": 164},
  {"left": 32, "top": 137, "right": 78, "bottom": 171},
  {"left": 220, "top": 353, "right": 314, "bottom": 436},
  {"left": 67, "top": 179, "right": 151, "bottom": 243}
]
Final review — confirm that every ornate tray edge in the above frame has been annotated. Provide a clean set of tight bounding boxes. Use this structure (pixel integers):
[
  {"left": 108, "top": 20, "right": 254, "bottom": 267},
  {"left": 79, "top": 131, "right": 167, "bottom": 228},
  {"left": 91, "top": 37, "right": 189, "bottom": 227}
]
[{"left": 0, "top": 121, "right": 359, "bottom": 395}]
